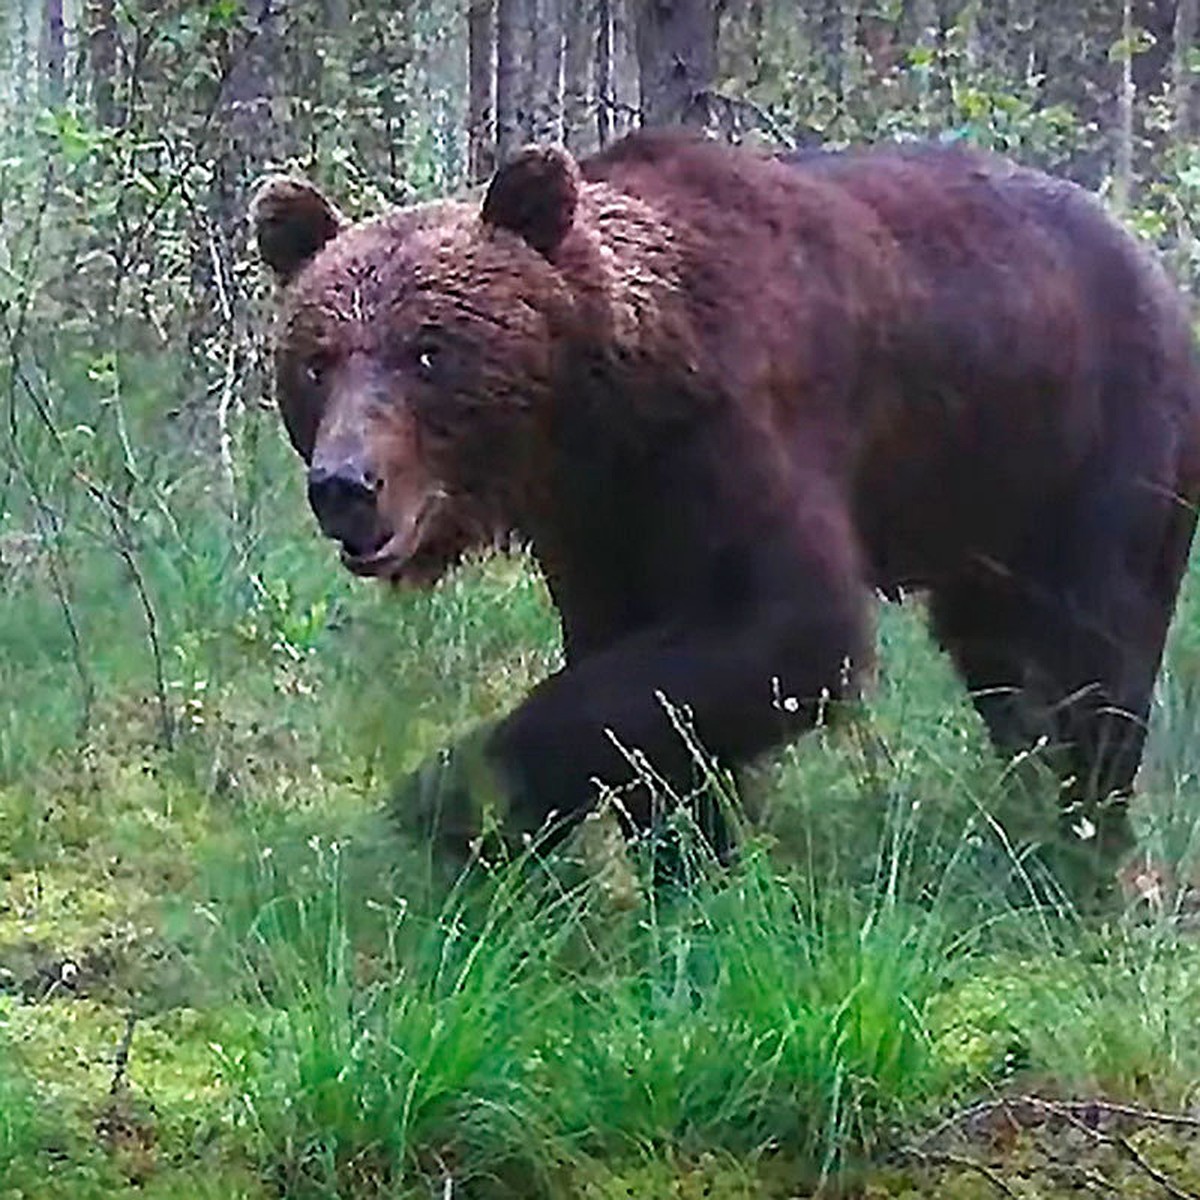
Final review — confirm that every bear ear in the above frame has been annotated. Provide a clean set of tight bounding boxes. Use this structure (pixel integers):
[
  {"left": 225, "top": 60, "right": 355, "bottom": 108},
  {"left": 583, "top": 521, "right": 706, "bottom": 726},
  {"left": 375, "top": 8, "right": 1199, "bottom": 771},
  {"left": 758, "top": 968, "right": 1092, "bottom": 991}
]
[
  {"left": 249, "top": 175, "right": 345, "bottom": 285},
  {"left": 481, "top": 145, "right": 581, "bottom": 259}
]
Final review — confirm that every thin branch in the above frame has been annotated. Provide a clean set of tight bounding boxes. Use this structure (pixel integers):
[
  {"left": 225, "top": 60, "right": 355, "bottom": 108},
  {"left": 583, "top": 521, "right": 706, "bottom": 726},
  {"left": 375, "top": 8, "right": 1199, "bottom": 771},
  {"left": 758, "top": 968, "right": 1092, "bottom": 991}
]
[
  {"left": 109, "top": 1010, "right": 138, "bottom": 1096},
  {"left": 690, "top": 87, "right": 796, "bottom": 147},
  {"left": 0, "top": 166, "right": 95, "bottom": 741},
  {"left": 900, "top": 1147, "right": 1021, "bottom": 1199},
  {"left": 904, "top": 1094, "right": 1200, "bottom": 1200},
  {"left": 1039, "top": 1100, "right": 1198, "bottom": 1200}
]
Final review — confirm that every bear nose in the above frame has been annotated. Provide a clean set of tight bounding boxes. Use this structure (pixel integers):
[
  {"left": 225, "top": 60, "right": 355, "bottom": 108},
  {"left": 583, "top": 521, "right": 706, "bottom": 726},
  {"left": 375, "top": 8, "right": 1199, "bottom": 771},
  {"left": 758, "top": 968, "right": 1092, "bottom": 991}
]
[{"left": 306, "top": 462, "right": 382, "bottom": 554}]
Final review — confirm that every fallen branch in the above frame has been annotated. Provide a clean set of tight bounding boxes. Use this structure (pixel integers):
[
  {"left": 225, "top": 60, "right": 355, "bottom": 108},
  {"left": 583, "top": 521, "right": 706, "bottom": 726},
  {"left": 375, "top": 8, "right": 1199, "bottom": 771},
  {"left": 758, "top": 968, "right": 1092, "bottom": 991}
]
[
  {"left": 917, "top": 1095, "right": 1200, "bottom": 1149},
  {"left": 900, "top": 1094, "right": 1200, "bottom": 1200},
  {"left": 902, "top": 1146, "right": 1021, "bottom": 1197}
]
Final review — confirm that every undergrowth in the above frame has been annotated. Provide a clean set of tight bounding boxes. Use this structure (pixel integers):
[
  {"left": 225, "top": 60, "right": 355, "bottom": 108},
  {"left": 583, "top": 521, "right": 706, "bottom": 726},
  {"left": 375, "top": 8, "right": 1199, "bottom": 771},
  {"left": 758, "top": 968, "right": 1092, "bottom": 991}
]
[{"left": 1, "top": 357, "right": 1200, "bottom": 1198}]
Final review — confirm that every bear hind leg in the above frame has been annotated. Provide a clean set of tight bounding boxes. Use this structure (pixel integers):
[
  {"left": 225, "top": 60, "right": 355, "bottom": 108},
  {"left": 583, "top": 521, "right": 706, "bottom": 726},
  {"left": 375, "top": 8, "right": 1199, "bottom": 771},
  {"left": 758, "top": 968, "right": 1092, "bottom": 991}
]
[{"left": 927, "top": 531, "right": 1191, "bottom": 892}]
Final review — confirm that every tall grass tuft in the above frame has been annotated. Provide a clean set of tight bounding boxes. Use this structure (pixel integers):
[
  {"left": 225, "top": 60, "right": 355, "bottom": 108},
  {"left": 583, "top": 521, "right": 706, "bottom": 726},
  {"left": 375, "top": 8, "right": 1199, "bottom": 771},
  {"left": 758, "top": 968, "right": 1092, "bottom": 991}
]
[{"left": 201, "top": 769, "right": 974, "bottom": 1198}]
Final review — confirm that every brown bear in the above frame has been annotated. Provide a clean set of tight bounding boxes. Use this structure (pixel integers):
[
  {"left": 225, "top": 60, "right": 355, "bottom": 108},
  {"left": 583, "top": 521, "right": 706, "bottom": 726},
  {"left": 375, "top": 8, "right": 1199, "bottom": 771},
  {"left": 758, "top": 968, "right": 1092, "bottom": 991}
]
[{"left": 251, "top": 130, "right": 1200, "bottom": 880}]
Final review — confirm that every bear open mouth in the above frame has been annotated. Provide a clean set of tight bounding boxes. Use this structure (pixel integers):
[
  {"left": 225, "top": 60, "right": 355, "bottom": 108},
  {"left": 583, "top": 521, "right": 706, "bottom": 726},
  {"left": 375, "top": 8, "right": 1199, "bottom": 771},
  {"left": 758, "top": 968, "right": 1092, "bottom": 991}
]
[
  {"left": 338, "top": 490, "right": 450, "bottom": 584},
  {"left": 341, "top": 538, "right": 449, "bottom": 584}
]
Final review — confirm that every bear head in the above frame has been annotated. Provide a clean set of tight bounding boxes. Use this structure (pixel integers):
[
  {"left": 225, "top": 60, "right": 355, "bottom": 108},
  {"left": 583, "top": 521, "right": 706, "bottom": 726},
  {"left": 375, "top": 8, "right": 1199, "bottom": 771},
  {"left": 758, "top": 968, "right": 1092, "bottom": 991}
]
[{"left": 250, "top": 146, "right": 589, "bottom": 586}]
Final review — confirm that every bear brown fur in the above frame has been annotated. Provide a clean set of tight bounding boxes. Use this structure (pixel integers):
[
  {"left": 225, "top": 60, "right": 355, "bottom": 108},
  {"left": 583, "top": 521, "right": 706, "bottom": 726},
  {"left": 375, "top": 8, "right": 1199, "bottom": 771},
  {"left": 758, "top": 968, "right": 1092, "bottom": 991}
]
[{"left": 252, "top": 130, "right": 1200, "bottom": 875}]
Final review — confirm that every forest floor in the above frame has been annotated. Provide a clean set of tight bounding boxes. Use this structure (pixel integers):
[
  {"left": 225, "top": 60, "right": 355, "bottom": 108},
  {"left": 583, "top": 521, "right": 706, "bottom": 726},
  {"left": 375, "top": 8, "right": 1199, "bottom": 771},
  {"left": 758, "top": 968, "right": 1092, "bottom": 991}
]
[{"left": 4, "top": 502, "right": 1200, "bottom": 1199}]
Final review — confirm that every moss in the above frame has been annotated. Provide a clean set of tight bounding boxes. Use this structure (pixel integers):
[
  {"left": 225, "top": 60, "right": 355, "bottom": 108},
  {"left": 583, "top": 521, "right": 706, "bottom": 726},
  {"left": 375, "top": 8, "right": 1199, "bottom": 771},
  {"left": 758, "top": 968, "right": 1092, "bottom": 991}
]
[
  {"left": 572, "top": 1151, "right": 810, "bottom": 1199},
  {"left": 0, "top": 997, "right": 267, "bottom": 1196},
  {"left": 0, "top": 1160, "right": 269, "bottom": 1200}
]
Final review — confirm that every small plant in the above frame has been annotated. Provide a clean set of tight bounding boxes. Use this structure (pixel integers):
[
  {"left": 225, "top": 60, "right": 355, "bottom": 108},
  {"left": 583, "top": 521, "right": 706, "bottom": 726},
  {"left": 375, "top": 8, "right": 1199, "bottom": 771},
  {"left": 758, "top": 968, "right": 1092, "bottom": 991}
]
[{"left": 0, "top": 1043, "right": 40, "bottom": 1174}]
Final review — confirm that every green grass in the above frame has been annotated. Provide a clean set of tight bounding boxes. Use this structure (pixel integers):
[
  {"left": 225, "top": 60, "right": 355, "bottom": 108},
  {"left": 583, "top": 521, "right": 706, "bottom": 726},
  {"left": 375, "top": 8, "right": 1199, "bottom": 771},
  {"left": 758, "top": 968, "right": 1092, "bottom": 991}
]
[{"left": 3, "top": 362, "right": 1200, "bottom": 1198}]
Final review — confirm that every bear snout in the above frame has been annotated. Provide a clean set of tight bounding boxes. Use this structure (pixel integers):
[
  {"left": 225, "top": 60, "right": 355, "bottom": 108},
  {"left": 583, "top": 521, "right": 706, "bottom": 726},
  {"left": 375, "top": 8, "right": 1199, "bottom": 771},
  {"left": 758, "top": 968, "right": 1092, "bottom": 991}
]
[{"left": 306, "top": 461, "right": 385, "bottom": 556}]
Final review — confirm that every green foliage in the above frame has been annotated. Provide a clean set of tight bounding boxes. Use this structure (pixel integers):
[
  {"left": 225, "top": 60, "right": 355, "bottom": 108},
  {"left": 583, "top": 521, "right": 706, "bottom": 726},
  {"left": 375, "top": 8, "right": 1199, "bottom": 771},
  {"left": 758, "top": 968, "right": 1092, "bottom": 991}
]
[
  {"left": 0, "top": 1044, "right": 41, "bottom": 1178},
  {"left": 191, "top": 799, "right": 957, "bottom": 1198}
]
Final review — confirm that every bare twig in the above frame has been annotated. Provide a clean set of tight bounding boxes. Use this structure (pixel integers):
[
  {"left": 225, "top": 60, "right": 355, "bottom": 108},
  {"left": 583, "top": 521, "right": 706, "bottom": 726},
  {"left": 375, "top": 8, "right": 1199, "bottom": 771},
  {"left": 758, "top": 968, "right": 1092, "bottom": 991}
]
[
  {"left": 110, "top": 1011, "right": 138, "bottom": 1096},
  {"left": 917, "top": 1096, "right": 1200, "bottom": 1149},
  {"left": 8, "top": 362, "right": 176, "bottom": 749},
  {"left": 205, "top": 219, "right": 240, "bottom": 521},
  {"left": 901, "top": 1147, "right": 1021, "bottom": 1198},
  {"left": 1040, "top": 1100, "right": 1199, "bottom": 1200},
  {"left": 0, "top": 167, "right": 96, "bottom": 742},
  {"left": 690, "top": 88, "right": 796, "bottom": 148},
  {"left": 904, "top": 1094, "right": 1200, "bottom": 1200},
  {"left": 1033, "top": 1146, "right": 1115, "bottom": 1197}
]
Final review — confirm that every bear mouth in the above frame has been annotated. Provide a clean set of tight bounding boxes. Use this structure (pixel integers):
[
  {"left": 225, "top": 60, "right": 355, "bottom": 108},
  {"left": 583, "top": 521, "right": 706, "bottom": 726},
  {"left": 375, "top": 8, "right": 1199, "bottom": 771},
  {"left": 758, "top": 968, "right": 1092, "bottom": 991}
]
[
  {"left": 337, "top": 491, "right": 453, "bottom": 585},
  {"left": 341, "top": 538, "right": 451, "bottom": 585}
]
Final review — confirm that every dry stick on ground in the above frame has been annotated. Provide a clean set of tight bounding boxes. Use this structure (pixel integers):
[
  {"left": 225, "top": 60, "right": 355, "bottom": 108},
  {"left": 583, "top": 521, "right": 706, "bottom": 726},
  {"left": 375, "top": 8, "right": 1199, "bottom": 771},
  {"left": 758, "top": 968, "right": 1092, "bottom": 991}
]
[
  {"left": 110, "top": 1011, "right": 138, "bottom": 1097},
  {"left": 901, "top": 1147, "right": 1021, "bottom": 1199},
  {"left": 918, "top": 1096, "right": 1200, "bottom": 1147},
  {"left": 902, "top": 1095, "right": 1200, "bottom": 1200},
  {"left": 1033, "top": 1148, "right": 1114, "bottom": 1198},
  {"left": 1038, "top": 1100, "right": 1199, "bottom": 1200}
]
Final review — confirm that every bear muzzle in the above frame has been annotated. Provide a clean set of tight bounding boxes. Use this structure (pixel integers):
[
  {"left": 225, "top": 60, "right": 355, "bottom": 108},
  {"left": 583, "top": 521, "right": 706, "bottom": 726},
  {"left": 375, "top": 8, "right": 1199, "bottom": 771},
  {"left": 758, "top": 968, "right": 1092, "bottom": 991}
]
[
  {"left": 306, "top": 461, "right": 386, "bottom": 558},
  {"left": 338, "top": 484, "right": 453, "bottom": 585}
]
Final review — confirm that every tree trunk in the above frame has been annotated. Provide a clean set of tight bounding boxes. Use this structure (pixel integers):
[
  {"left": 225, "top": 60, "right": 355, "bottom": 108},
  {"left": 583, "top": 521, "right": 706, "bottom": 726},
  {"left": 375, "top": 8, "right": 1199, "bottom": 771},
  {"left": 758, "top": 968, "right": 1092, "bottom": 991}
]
[
  {"left": 468, "top": 0, "right": 495, "bottom": 181},
  {"left": 563, "top": 0, "right": 595, "bottom": 152},
  {"left": 633, "top": 0, "right": 718, "bottom": 128},
  {"left": 496, "top": 0, "right": 522, "bottom": 161},
  {"left": 530, "top": 0, "right": 563, "bottom": 141},
  {"left": 901, "top": 0, "right": 937, "bottom": 108},
  {"left": 1174, "top": 0, "right": 1198, "bottom": 137},
  {"left": 1115, "top": 0, "right": 1136, "bottom": 212},
  {"left": 40, "top": 0, "right": 64, "bottom": 105},
  {"left": 517, "top": 0, "right": 537, "bottom": 137},
  {"left": 1132, "top": 0, "right": 1175, "bottom": 96},
  {"left": 840, "top": 0, "right": 860, "bottom": 103},
  {"left": 205, "top": 1, "right": 282, "bottom": 313},
  {"left": 595, "top": 0, "right": 615, "bottom": 145},
  {"left": 223, "top": 0, "right": 280, "bottom": 177},
  {"left": 818, "top": 0, "right": 843, "bottom": 100},
  {"left": 86, "top": 0, "right": 116, "bottom": 125},
  {"left": 613, "top": 0, "right": 640, "bottom": 134}
]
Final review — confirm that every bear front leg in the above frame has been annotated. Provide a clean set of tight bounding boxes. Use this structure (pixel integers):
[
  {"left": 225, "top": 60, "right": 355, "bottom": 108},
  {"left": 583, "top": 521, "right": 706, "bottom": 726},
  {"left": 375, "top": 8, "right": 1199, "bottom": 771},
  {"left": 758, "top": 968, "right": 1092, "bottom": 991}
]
[{"left": 392, "top": 591, "right": 871, "bottom": 862}]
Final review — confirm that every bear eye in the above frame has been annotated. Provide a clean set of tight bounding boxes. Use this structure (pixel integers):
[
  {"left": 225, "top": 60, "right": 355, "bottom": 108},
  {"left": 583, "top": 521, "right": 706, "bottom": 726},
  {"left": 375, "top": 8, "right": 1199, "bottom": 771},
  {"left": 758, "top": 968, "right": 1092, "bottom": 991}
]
[
  {"left": 414, "top": 343, "right": 440, "bottom": 380},
  {"left": 302, "top": 357, "right": 326, "bottom": 388}
]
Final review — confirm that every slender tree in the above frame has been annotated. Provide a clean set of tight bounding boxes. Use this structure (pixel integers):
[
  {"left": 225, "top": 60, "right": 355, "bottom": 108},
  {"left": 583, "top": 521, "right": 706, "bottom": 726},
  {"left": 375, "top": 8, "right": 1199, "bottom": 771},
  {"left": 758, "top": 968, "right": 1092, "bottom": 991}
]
[
  {"left": 632, "top": 0, "right": 719, "bottom": 127},
  {"left": 1174, "top": 0, "right": 1198, "bottom": 136},
  {"left": 87, "top": 0, "right": 116, "bottom": 125},
  {"left": 1115, "top": 0, "right": 1136, "bottom": 212},
  {"left": 40, "top": 0, "right": 65, "bottom": 105},
  {"left": 468, "top": 0, "right": 495, "bottom": 181},
  {"left": 595, "top": 0, "right": 615, "bottom": 145},
  {"left": 901, "top": 0, "right": 936, "bottom": 109},
  {"left": 563, "top": 0, "right": 595, "bottom": 152},
  {"left": 613, "top": 0, "right": 640, "bottom": 135},
  {"left": 496, "top": 0, "right": 522, "bottom": 161},
  {"left": 530, "top": 0, "right": 563, "bottom": 140},
  {"left": 818, "top": 0, "right": 843, "bottom": 101}
]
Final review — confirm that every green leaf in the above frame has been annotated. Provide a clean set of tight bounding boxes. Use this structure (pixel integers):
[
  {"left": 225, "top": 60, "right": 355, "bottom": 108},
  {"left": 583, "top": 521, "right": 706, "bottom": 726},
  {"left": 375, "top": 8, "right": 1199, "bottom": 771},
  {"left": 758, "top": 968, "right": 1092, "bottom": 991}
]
[
  {"left": 1108, "top": 27, "right": 1155, "bottom": 62},
  {"left": 205, "top": 0, "right": 243, "bottom": 29},
  {"left": 35, "top": 109, "right": 103, "bottom": 165}
]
